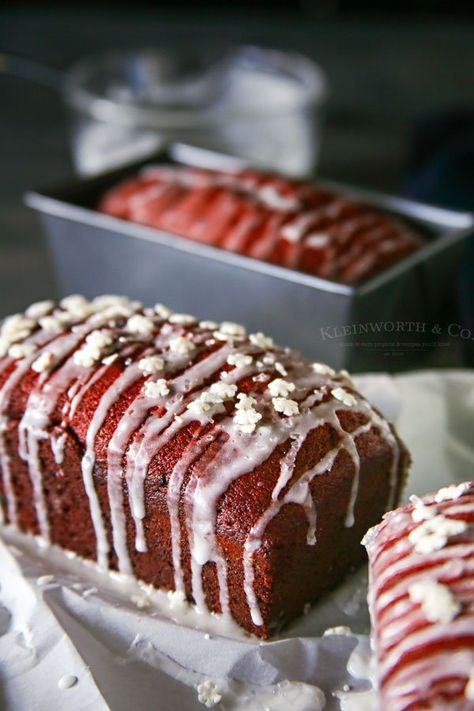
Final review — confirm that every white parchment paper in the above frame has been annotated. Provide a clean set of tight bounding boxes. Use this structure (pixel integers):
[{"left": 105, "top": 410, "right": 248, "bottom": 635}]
[{"left": 1, "top": 370, "right": 473, "bottom": 711}]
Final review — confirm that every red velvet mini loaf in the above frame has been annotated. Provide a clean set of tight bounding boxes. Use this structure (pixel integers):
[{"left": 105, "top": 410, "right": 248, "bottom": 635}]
[
  {"left": 99, "top": 165, "right": 421, "bottom": 285},
  {"left": 364, "top": 482, "right": 474, "bottom": 710},
  {"left": 0, "top": 295, "right": 409, "bottom": 637}
]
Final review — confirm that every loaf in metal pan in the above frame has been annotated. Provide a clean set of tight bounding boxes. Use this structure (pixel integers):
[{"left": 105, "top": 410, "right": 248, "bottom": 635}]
[{"left": 100, "top": 165, "right": 421, "bottom": 285}]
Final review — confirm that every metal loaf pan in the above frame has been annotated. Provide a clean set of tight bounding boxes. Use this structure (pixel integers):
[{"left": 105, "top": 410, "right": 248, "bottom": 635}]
[{"left": 25, "top": 144, "right": 474, "bottom": 371}]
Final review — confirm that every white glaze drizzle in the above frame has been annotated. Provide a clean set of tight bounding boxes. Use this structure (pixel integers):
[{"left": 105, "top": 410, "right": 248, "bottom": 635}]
[
  {"left": 242, "top": 403, "right": 375, "bottom": 626},
  {"left": 17, "top": 328, "right": 93, "bottom": 538},
  {"left": 0, "top": 331, "right": 55, "bottom": 525},
  {"left": 51, "top": 432, "right": 67, "bottom": 465},
  {"left": 124, "top": 343, "right": 236, "bottom": 558},
  {"left": 82, "top": 359, "right": 148, "bottom": 569},
  {"left": 17, "top": 320, "right": 116, "bottom": 542}
]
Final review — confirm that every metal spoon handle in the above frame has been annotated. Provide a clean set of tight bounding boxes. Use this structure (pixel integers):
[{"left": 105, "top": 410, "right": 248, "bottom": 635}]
[{"left": 0, "top": 52, "right": 65, "bottom": 91}]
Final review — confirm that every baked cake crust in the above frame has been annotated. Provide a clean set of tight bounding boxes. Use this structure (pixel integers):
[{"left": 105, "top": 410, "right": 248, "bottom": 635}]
[{"left": 0, "top": 295, "right": 409, "bottom": 637}]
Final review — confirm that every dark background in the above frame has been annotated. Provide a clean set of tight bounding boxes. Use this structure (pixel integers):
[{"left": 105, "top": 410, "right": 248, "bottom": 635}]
[{"left": 1, "top": 3, "right": 473, "bottom": 344}]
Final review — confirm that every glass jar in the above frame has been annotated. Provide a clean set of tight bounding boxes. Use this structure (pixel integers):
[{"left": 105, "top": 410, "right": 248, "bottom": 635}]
[{"left": 64, "top": 45, "right": 327, "bottom": 177}]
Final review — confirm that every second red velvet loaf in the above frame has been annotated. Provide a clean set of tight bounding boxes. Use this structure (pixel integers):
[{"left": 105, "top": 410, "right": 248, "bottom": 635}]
[
  {"left": 0, "top": 295, "right": 409, "bottom": 637},
  {"left": 99, "top": 165, "right": 422, "bottom": 285},
  {"left": 365, "top": 482, "right": 474, "bottom": 709}
]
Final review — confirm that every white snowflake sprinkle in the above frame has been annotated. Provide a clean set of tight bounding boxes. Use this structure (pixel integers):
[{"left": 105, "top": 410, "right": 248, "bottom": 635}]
[
  {"left": 39, "top": 316, "right": 65, "bottom": 333},
  {"left": 25, "top": 300, "right": 55, "bottom": 319},
  {"left": 73, "top": 349, "right": 97, "bottom": 368},
  {"left": 187, "top": 382, "right": 236, "bottom": 417},
  {"left": 209, "top": 382, "right": 237, "bottom": 400},
  {"left": 409, "top": 515, "right": 468, "bottom": 554},
  {"left": 274, "top": 361, "right": 288, "bottom": 376},
  {"left": 214, "top": 321, "right": 246, "bottom": 341},
  {"left": 227, "top": 353, "right": 253, "bottom": 368},
  {"left": 138, "top": 355, "right": 165, "bottom": 374},
  {"left": 169, "top": 336, "right": 196, "bottom": 355},
  {"left": 249, "top": 332, "right": 274, "bottom": 350},
  {"left": 272, "top": 397, "right": 299, "bottom": 417},
  {"left": 435, "top": 483, "right": 471, "bottom": 503},
  {"left": 85, "top": 330, "right": 113, "bottom": 350},
  {"left": 409, "top": 495, "right": 437, "bottom": 523},
  {"left": 312, "top": 362, "right": 336, "bottom": 377},
  {"left": 169, "top": 313, "right": 196, "bottom": 326},
  {"left": 233, "top": 407, "right": 262, "bottom": 434},
  {"left": 235, "top": 393, "right": 257, "bottom": 410},
  {"left": 154, "top": 303, "right": 174, "bottom": 319},
  {"left": 8, "top": 342, "right": 38, "bottom": 359},
  {"left": 32, "top": 351, "right": 53, "bottom": 373},
  {"left": 1, "top": 314, "right": 35, "bottom": 341},
  {"left": 219, "top": 322, "right": 246, "bottom": 337},
  {"left": 233, "top": 393, "right": 262, "bottom": 433},
  {"left": 187, "top": 392, "right": 217, "bottom": 416},
  {"left": 92, "top": 294, "right": 132, "bottom": 309},
  {"left": 74, "top": 330, "right": 114, "bottom": 367},
  {"left": 331, "top": 387, "right": 357, "bottom": 407},
  {"left": 60, "top": 294, "right": 92, "bottom": 319},
  {"left": 196, "top": 679, "right": 222, "bottom": 708},
  {"left": 126, "top": 314, "right": 154, "bottom": 335},
  {"left": 267, "top": 378, "right": 295, "bottom": 398},
  {"left": 143, "top": 379, "right": 170, "bottom": 398},
  {"left": 199, "top": 320, "right": 219, "bottom": 331},
  {"left": 408, "top": 579, "right": 460, "bottom": 624}
]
